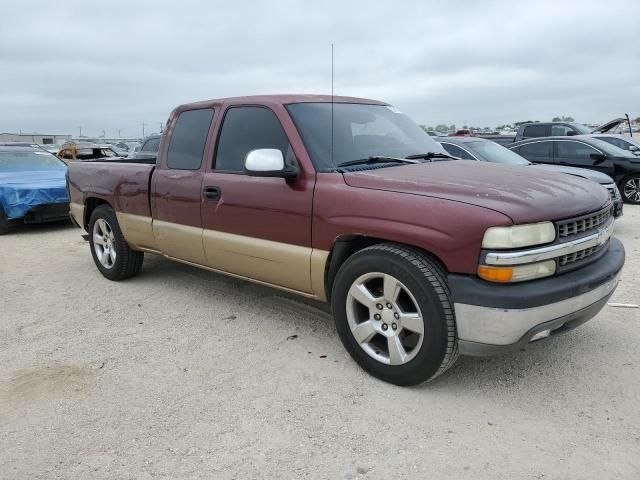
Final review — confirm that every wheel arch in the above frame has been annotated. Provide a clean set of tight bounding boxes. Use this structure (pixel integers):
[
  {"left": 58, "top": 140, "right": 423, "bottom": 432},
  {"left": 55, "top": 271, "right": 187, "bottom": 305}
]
[
  {"left": 324, "top": 235, "right": 449, "bottom": 302},
  {"left": 83, "top": 197, "right": 112, "bottom": 230}
]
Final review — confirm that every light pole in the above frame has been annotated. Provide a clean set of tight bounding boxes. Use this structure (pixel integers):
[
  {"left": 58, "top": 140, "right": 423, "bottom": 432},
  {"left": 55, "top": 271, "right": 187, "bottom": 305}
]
[
  {"left": 78, "top": 126, "right": 82, "bottom": 137},
  {"left": 142, "top": 122, "right": 146, "bottom": 138}
]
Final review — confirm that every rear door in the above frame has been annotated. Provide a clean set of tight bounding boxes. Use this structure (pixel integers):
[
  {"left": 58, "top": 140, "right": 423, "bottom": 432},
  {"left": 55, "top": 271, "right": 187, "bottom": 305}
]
[
  {"left": 554, "top": 139, "right": 615, "bottom": 176},
  {"left": 151, "top": 108, "right": 215, "bottom": 264},
  {"left": 514, "top": 140, "right": 554, "bottom": 164},
  {"left": 200, "top": 104, "right": 315, "bottom": 293}
]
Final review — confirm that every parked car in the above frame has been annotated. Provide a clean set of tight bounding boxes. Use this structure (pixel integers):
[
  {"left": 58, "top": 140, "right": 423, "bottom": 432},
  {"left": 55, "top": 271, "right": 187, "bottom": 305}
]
[
  {"left": 438, "top": 137, "right": 623, "bottom": 217},
  {"left": 131, "top": 134, "right": 161, "bottom": 160},
  {"left": 0, "top": 145, "right": 69, "bottom": 234},
  {"left": 448, "top": 129, "right": 476, "bottom": 137},
  {"left": 509, "top": 136, "right": 640, "bottom": 204},
  {"left": 67, "top": 95, "right": 624, "bottom": 386},
  {"left": 590, "top": 134, "right": 640, "bottom": 156},
  {"left": 513, "top": 118, "right": 627, "bottom": 143},
  {"left": 57, "top": 142, "right": 121, "bottom": 162}
]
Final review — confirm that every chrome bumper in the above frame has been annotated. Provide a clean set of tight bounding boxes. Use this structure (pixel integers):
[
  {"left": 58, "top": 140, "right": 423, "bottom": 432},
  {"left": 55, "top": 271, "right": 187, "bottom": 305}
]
[{"left": 455, "top": 270, "right": 620, "bottom": 351}]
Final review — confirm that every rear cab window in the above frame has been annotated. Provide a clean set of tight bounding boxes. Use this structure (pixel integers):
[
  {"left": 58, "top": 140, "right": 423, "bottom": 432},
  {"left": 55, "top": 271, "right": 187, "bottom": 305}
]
[
  {"left": 523, "top": 124, "right": 550, "bottom": 138},
  {"left": 167, "top": 108, "right": 214, "bottom": 170}
]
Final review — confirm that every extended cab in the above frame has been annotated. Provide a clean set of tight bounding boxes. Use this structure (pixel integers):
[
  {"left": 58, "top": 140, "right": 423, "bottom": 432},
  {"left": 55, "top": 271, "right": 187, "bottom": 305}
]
[{"left": 68, "top": 95, "right": 625, "bottom": 386}]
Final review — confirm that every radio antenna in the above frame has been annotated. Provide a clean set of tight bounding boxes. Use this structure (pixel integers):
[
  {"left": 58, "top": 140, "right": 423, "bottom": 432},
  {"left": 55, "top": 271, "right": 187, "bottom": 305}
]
[{"left": 331, "top": 43, "right": 334, "bottom": 168}]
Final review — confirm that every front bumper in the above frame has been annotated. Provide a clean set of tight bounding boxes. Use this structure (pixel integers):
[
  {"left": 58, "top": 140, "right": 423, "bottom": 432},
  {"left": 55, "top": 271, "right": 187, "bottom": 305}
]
[{"left": 449, "top": 237, "right": 625, "bottom": 356}]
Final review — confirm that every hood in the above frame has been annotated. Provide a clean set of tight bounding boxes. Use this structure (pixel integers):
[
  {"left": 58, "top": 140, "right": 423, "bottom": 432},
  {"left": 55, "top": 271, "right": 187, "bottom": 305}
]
[
  {"left": 342, "top": 161, "right": 609, "bottom": 224},
  {"left": 531, "top": 163, "right": 613, "bottom": 184},
  {"left": 0, "top": 169, "right": 68, "bottom": 219},
  {"left": 592, "top": 117, "right": 627, "bottom": 134}
]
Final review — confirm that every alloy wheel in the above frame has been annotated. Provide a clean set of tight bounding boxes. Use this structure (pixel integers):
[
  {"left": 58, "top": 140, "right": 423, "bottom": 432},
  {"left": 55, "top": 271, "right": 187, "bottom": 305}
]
[
  {"left": 93, "top": 218, "right": 117, "bottom": 269},
  {"left": 346, "top": 272, "right": 425, "bottom": 365},
  {"left": 623, "top": 178, "right": 640, "bottom": 203}
]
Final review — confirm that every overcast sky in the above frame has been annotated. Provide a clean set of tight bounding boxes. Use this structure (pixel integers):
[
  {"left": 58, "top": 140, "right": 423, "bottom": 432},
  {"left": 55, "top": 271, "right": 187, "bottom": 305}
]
[{"left": 1, "top": 0, "right": 638, "bottom": 138}]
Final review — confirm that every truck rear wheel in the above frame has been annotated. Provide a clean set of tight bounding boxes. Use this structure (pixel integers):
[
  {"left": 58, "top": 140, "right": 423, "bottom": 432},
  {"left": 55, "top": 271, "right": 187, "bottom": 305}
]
[
  {"left": 331, "top": 243, "right": 458, "bottom": 386},
  {"left": 88, "top": 205, "right": 144, "bottom": 281}
]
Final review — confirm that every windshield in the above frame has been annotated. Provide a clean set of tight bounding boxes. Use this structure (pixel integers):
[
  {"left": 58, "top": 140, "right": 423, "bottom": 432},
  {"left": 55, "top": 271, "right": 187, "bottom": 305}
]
[
  {"left": 286, "top": 103, "right": 447, "bottom": 171},
  {"left": 466, "top": 141, "right": 530, "bottom": 165},
  {"left": 571, "top": 123, "right": 592, "bottom": 134},
  {"left": 0, "top": 150, "right": 66, "bottom": 172}
]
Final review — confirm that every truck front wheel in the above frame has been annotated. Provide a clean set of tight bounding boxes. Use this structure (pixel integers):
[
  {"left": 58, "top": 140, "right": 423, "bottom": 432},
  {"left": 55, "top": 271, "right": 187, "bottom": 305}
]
[
  {"left": 331, "top": 244, "right": 458, "bottom": 386},
  {"left": 88, "top": 205, "right": 144, "bottom": 281}
]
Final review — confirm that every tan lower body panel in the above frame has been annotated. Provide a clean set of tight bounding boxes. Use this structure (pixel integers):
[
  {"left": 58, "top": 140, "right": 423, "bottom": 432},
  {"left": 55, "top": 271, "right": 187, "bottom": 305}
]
[
  {"left": 152, "top": 220, "right": 207, "bottom": 265},
  {"left": 116, "top": 212, "right": 159, "bottom": 251},
  {"left": 116, "top": 212, "right": 329, "bottom": 300},
  {"left": 70, "top": 202, "right": 84, "bottom": 227},
  {"left": 203, "top": 229, "right": 315, "bottom": 294}
]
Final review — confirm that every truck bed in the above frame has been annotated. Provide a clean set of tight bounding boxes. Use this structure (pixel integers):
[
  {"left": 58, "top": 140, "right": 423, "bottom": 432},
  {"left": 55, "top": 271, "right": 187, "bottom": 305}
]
[{"left": 67, "top": 159, "right": 155, "bottom": 219}]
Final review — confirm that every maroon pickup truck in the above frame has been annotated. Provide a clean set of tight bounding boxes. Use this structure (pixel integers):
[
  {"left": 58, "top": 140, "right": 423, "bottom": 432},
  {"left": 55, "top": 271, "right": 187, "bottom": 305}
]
[{"left": 68, "top": 95, "right": 625, "bottom": 385}]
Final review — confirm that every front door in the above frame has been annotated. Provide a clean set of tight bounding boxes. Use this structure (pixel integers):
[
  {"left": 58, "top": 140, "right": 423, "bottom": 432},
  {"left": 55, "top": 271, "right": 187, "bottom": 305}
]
[
  {"left": 554, "top": 140, "right": 615, "bottom": 177},
  {"left": 200, "top": 105, "right": 315, "bottom": 293}
]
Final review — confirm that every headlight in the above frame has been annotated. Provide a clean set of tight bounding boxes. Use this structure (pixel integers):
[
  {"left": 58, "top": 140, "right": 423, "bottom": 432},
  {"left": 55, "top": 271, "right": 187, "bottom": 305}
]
[
  {"left": 478, "top": 260, "right": 556, "bottom": 283},
  {"left": 482, "top": 222, "right": 555, "bottom": 249}
]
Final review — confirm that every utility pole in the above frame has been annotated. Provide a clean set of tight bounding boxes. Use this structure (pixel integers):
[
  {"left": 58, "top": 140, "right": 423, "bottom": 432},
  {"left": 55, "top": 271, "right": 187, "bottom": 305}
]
[
  {"left": 118, "top": 129, "right": 121, "bottom": 138},
  {"left": 142, "top": 122, "right": 146, "bottom": 138},
  {"left": 159, "top": 122, "right": 164, "bottom": 133},
  {"left": 78, "top": 126, "right": 82, "bottom": 137}
]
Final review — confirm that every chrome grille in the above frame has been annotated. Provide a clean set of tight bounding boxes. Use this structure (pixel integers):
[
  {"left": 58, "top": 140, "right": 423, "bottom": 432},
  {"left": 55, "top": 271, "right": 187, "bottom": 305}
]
[
  {"left": 558, "top": 245, "right": 600, "bottom": 267},
  {"left": 557, "top": 206, "right": 611, "bottom": 238}
]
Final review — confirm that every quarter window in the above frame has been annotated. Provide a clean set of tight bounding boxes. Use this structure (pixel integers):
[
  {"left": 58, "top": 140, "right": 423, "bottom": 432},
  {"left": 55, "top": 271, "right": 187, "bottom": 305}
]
[
  {"left": 167, "top": 108, "right": 214, "bottom": 170},
  {"left": 215, "top": 107, "right": 290, "bottom": 172},
  {"left": 517, "top": 141, "right": 553, "bottom": 159}
]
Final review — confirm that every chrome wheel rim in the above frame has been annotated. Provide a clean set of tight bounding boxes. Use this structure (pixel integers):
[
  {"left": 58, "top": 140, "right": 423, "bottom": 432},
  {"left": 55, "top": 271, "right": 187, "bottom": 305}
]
[
  {"left": 93, "top": 218, "right": 116, "bottom": 269},
  {"left": 346, "top": 272, "right": 425, "bottom": 365},
  {"left": 623, "top": 178, "right": 640, "bottom": 203}
]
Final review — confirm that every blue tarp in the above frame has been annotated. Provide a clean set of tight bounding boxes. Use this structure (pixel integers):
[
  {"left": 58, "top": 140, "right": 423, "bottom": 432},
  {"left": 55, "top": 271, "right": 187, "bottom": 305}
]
[{"left": 0, "top": 152, "right": 69, "bottom": 219}]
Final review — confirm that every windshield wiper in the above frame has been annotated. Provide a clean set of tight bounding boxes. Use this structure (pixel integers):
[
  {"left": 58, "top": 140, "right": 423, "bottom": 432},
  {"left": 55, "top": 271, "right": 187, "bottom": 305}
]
[
  {"left": 405, "top": 152, "right": 458, "bottom": 161},
  {"left": 336, "top": 156, "right": 420, "bottom": 168}
]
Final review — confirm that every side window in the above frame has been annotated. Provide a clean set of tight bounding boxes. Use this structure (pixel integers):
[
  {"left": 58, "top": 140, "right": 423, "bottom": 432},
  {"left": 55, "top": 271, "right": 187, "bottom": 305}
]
[
  {"left": 141, "top": 137, "right": 160, "bottom": 152},
  {"left": 166, "top": 108, "right": 214, "bottom": 170},
  {"left": 518, "top": 141, "right": 553, "bottom": 160},
  {"left": 523, "top": 125, "right": 549, "bottom": 138},
  {"left": 441, "top": 143, "right": 476, "bottom": 160},
  {"left": 551, "top": 125, "right": 572, "bottom": 136},
  {"left": 215, "top": 107, "right": 290, "bottom": 172},
  {"left": 556, "top": 141, "right": 598, "bottom": 159}
]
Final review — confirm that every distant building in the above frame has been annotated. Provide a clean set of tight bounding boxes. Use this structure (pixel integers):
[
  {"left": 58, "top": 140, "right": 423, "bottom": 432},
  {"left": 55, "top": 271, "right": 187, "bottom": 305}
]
[{"left": 0, "top": 132, "right": 72, "bottom": 145}]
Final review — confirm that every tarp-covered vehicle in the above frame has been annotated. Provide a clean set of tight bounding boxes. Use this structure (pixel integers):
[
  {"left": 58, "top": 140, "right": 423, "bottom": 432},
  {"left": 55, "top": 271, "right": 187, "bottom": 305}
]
[{"left": 0, "top": 145, "right": 69, "bottom": 234}]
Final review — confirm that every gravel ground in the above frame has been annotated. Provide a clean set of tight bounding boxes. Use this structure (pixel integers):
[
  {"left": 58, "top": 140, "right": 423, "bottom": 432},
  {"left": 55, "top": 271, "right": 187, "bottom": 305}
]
[{"left": 0, "top": 206, "right": 639, "bottom": 479}]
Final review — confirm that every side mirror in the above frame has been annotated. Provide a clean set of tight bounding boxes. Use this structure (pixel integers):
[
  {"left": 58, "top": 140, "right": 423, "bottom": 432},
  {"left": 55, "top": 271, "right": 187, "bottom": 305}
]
[
  {"left": 590, "top": 152, "right": 607, "bottom": 162},
  {"left": 629, "top": 145, "right": 639, "bottom": 151},
  {"left": 566, "top": 131, "right": 577, "bottom": 136},
  {"left": 244, "top": 148, "right": 298, "bottom": 178}
]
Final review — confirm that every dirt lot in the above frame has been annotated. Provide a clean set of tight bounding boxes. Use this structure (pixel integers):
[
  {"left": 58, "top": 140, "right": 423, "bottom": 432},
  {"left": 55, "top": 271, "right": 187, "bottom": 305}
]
[{"left": 1, "top": 207, "right": 639, "bottom": 480}]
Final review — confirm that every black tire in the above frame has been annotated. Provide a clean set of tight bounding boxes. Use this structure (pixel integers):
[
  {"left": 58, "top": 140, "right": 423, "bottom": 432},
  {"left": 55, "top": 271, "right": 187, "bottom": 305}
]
[
  {"left": 619, "top": 174, "right": 640, "bottom": 204},
  {"left": 331, "top": 243, "right": 458, "bottom": 386},
  {"left": 88, "top": 205, "right": 144, "bottom": 281},
  {"left": 0, "top": 207, "right": 10, "bottom": 235}
]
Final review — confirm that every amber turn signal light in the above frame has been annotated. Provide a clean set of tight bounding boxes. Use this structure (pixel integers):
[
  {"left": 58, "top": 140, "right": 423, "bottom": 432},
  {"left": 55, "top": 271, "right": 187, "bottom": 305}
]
[{"left": 477, "top": 265, "right": 514, "bottom": 283}]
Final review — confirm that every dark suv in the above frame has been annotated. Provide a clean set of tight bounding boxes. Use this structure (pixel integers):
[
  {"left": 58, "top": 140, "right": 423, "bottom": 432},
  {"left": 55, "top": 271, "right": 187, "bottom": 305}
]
[
  {"left": 509, "top": 136, "right": 640, "bottom": 204},
  {"left": 514, "top": 118, "right": 627, "bottom": 143}
]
